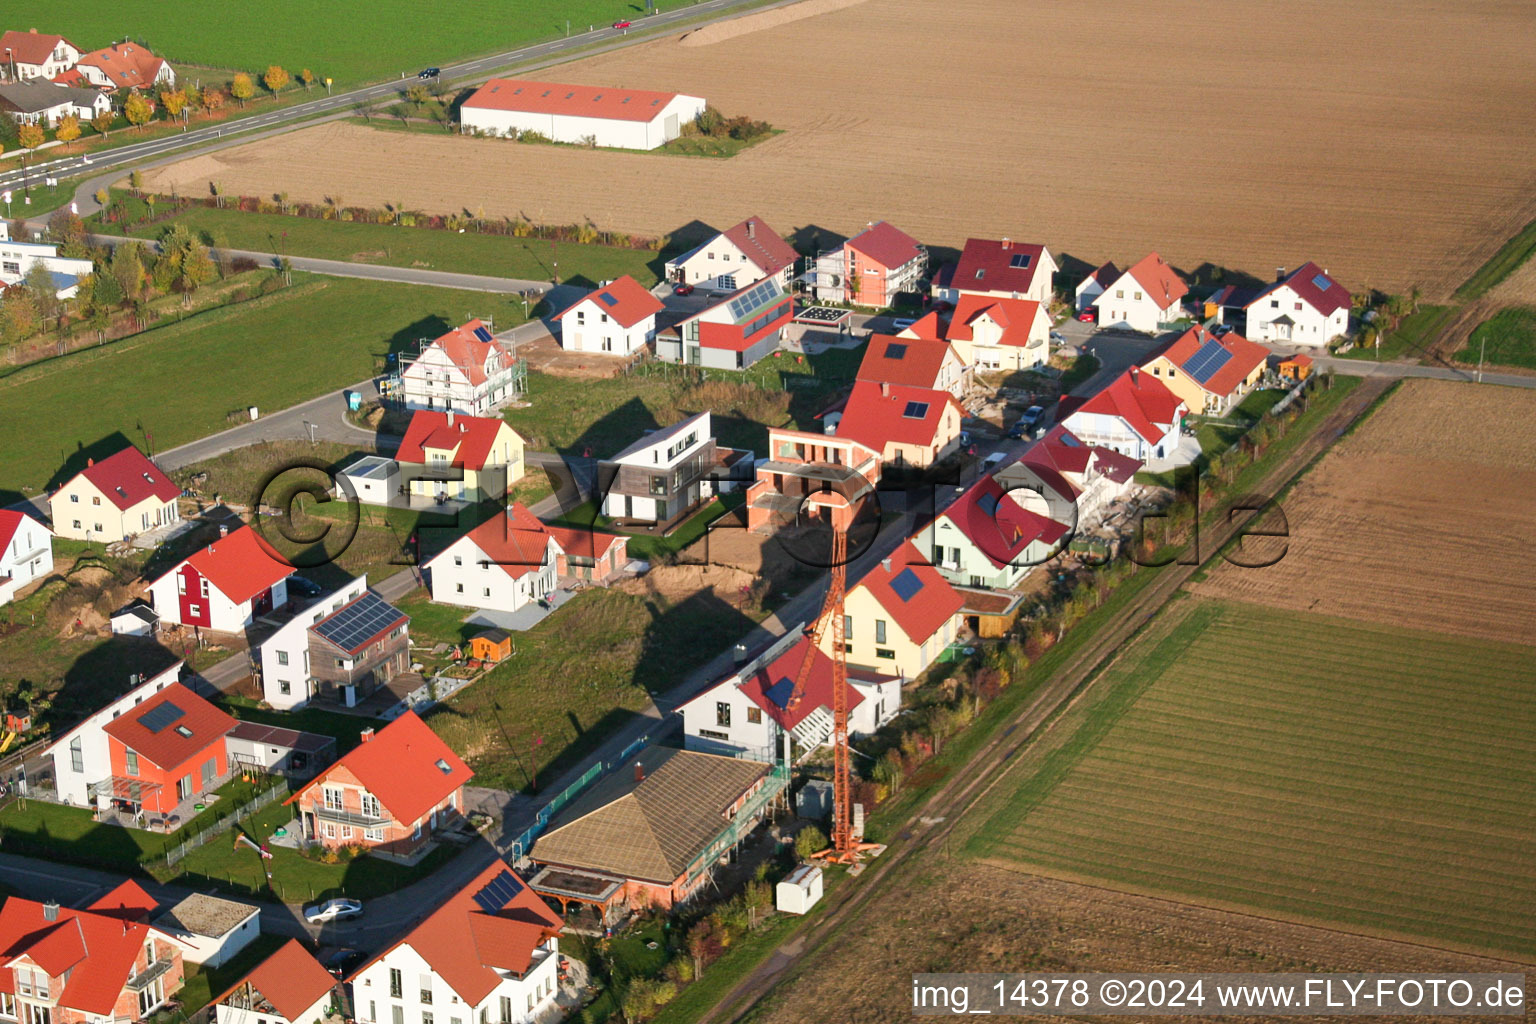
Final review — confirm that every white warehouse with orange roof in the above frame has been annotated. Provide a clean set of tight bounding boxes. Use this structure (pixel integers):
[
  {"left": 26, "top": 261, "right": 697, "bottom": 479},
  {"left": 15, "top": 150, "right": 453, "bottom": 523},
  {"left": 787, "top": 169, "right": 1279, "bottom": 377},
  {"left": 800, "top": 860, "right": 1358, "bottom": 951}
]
[{"left": 461, "top": 77, "right": 706, "bottom": 149}]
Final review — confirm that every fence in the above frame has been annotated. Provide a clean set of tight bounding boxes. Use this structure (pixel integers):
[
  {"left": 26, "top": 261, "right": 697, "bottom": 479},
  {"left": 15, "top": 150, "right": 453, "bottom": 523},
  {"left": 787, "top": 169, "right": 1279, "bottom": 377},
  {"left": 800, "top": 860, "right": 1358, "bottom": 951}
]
[
  {"left": 164, "top": 779, "right": 290, "bottom": 868},
  {"left": 506, "top": 733, "right": 649, "bottom": 866}
]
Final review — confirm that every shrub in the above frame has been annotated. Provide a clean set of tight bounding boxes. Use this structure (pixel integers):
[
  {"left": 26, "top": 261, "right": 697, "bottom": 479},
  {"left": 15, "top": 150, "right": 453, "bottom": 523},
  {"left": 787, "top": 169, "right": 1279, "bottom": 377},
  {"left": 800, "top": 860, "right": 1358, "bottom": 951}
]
[{"left": 794, "top": 824, "right": 828, "bottom": 860}]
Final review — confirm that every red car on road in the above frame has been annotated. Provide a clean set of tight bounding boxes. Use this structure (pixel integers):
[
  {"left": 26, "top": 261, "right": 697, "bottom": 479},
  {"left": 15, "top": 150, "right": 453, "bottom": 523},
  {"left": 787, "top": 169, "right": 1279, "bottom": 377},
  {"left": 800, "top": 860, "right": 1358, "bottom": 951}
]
[
  {"left": 673, "top": 283, "right": 694, "bottom": 296},
  {"left": 1076, "top": 308, "right": 1097, "bottom": 322},
  {"left": 613, "top": 20, "right": 633, "bottom": 29}
]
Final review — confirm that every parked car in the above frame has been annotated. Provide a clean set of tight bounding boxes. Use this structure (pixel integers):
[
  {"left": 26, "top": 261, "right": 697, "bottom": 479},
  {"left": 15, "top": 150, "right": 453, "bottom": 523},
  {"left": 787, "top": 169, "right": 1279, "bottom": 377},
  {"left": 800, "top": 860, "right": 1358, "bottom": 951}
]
[
  {"left": 673, "top": 283, "right": 695, "bottom": 296},
  {"left": 1007, "top": 405, "right": 1046, "bottom": 440},
  {"left": 890, "top": 317, "right": 916, "bottom": 331},
  {"left": 612, "top": 19, "right": 633, "bottom": 28},
  {"left": 323, "top": 948, "right": 367, "bottom": 978},
  {"left": 304, "top": 898, "right": 364, "bottom": 924},
  {"left": 289, "top": 577, "right": 322, "bottom": 597},
  {"left": 1211, "top": 323, "right": 1235, "bottom": 336},
  {"left": 417, "top": 67, "right": 440, "bottom": 80},
  {"left": 1076, "top": 308, "right": 1097, "bottom": 323},
  {"left": 1049, "top": 330, "right": 1066, "bottom": 344}
]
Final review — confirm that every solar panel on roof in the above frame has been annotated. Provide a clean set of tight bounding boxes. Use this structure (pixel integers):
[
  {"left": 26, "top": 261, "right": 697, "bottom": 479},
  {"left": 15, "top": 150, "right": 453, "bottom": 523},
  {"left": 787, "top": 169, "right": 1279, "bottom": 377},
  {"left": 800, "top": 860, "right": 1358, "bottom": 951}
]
[
  {"left": 598, "top": 291, "right": 619, "bottom": 307},
  {"left": 138, "top": 702, "right": 185, "bottom": 734},
  {"left": 764, "top": 676, "right": 795, "bottom": 709},
  {"left": 473, "top": 325, "right": 494, "bottom": 343},
  {"left": 1009, "top": 253, "right": 1032, "bottom": 269},
  {"left": 902, "top": 401, "right": 929, "bottom": 419},
  {"left": 889, "top": 567, "right": 924, "bottom": 602},
  {"left": 726, "top": 279, "right": 781, "bottom": 321},
  {"left": 312, "top": 592, "right": 403, "bottom": 654},
  {"left": 884, "top": 342, "right": 908, "bottom": 360},
  {"left": 1311, "top": 272, "right": 1332, "bottom": 292},
  {"left": 1184, "top": 337, "right": 1234, "bottom": 386},
  {"left": 977, "top": 493, "right": 999, "bottom": 516},
  {"left": 472, "top": 869, "right": 524, "bottom": 913}
]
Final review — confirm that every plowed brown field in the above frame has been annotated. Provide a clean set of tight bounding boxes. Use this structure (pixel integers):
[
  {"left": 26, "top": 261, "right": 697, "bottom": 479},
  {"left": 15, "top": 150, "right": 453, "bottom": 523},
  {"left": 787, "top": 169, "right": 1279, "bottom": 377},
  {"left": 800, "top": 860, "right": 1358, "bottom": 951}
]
[
  {"left": 1192, "top": 379, "right": 1536, "bottom": 643},
  {"left": 139, "top": 0, "right": 1536, "bottom": 299}
]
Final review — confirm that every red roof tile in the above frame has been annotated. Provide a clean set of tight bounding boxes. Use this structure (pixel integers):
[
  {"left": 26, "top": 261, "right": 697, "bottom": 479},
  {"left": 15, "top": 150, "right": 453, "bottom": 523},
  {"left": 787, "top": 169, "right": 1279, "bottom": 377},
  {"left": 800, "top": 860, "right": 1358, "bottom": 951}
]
[
  {"left": 1257, "top": 261, "right": 1352, "bottom": 317},
  {"left": 907, "top": 295, "right": 1043, "bottom": 348},
  {"left": 555, "top": 275, "right": 664, "bottom": 329},
  {"left": 101, "top": 683, "right": 234, "bottom": 774},
  {"left": 719, "top": 217, "right": 798, "bottom": 277},
  {"left": 1122, "top": 252, "right": 1189, "bottom": 309},
  {"left": 0, "top": 509, "right": 49, "bottom": 557},
  {"left": 213, "top": 939, "right": 336, "bottom": 1022},
  {"left": 950, "top": 238, "right": 1050, "bottom": 295},
  {"left": 943, "top": 475, "right": 1069, "bottom": 569},
  {"left": 1071, "top": 370, "right": 1186, "bottom": 446},
  {"left": 289, "top": 711, "right": 471, "bottom": 826},
  {"left": 856, "top": 334, "right": 954, "bottom": 389},
  {"left": 1155, "top": 325, "right": 1269, "bottom": 398},
  {"left": 0, "top": 894, "right": 161, "bottom": 1015},
  {"left": 0, "top": 31, "right": 76, "bottom": 67},
  {"left": 397, "top": 411, "right": 513, "bottom": 472},
  {"left": 733, "top": 637, "right": 889, "bottom": 730},
  {"left": 88, "top": 880, "right": 159, "bottom": 921},
  {"left": 154, "top": 525, "right": 294, "bottom": 606},
  {"left": 463, "top": 78, "right": 685, "bottom": 123},
  {"left": 845, "top": 221, "right": 922, "bottom": 270},
  {"left": 76, "top": 42, "right": 168, "bottom": 90},
  {"left": 62, "top": 445, "right": 180, "bottom": 511},
  {"left": 545, "top": 524, "right": 625, "bottom": 561},
  {"left": 417, "top": 320, "right": 513, "bottom": 387},
  {"left": 350, "top": 860, "right": 560, "bottom": 1004},
  {"left": 850, "top": 541, "right": 964, "bottom": 645},
  {"left": 836, "top": 380, "right": 963, "bottom": 454},
  {"left": 431, "top": 503, "right": 554, "bottom": 581}
]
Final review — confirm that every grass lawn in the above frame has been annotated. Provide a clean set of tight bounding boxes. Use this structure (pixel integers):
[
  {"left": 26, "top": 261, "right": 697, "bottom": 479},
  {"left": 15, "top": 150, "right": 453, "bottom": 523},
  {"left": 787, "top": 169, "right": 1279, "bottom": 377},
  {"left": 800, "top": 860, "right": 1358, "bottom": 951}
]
[
  {"left": 964, "top": 597, "right": 1536, "bottom": 958},
  {"left": 1455, "top": 216, "right": 1536, "bottom": 302},
  {"left": 1336, "top": 305, "right": 1452, "bottom": 361},
  {"left": 0, "top": 275, "right": 531, "bottom": 498},
  {"left": 1059, "top": 351, "right": 1100, "bottom": 390},
  {"left": 217, "top": 695, "right": 379, "bottom": 755},
  {"left": 114, "top": 198, "right": 665, "bottom": 288},
  {"left": 545, "top": 497, "right": 732, "bottom": 561},
  {"left": 1459, "top": 306, "right": 1536, "bottom": 370}
]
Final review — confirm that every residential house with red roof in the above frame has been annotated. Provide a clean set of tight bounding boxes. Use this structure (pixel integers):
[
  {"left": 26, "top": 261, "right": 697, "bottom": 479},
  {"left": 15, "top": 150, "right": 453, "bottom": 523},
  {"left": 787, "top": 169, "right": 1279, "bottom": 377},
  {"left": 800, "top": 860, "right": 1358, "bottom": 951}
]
[
  {"left": 0, "top": 30, "right": 81, "bottom": 81},
  {"left": 1075, "top": 261, "right": 1120, "bottom": 311},
  {"left": 554, "top": 275, "right": 664, "bottom": 356},
  {"left": 349, "top": 860, "right": 561, "bottom": 1023},
  {"left": 911, "top": 474, "right": 1069, "bottom": 591},
  {"left": 213, "top": 939, "right": 335, "bottom": 1024},
  {"left": 932, "top": 238, "right": 1057, "bottom": 306},
  {"left": 397, "top": 319, "right": 523, "bottom": 416},
  {"left": 902, "top": 293, "right": 1050, "bottom": 372},
  {"left": 835, "top": 380, "right": 965, "bottom": 469},
  {"left": 74, "top": 42, "right": 175, "bottom": 92},
  {"left": 1242, "top": 262, "right": 1351, "bottom": 346},
  {"left": 100, "top": 683, "right": 236, "bottom": 820},
  {"left": 856, "top": 334, "right": 969, "bottom": 398},
  {"left": 0, "top": 509, "right": 52, "bottom": 607},
  {"left": 256, "top": 575, "right": 412, "bottom": 711},
  {"left": 545, "top": 525, "right": 629, "bottom": 583},
  {"left": 422, "top": 503, "right": 560, "bottom": 614},
  {"left": 997, "top": 425, "right": 1143, "bottom": 524},
  {"left": 1092, "top": 253, "right": 1189, "bottom": 333},
  {"left": 0, "top": 880, "right": 186, "bottom": 1024},
  {"left": 395, "top": 409, "right": 526, "bottom": 503},
  {"left": 288, "top": 711, "right": 472, "bottom": 854},
  {"left": 812, "top": 220, "right": 925, "bottom": 306},
  {"left": 680, "top": 632, "right": 900, "bottom": 762},
  {"left": 146, "top": 524, "right": 292, "bottom": 633},
  {"left": 1144, "top": 325, "right": 1270, "bottom": 414},
  {"left": 746, "top": 427, "right": 882, "bottom": 532},
  {"left": 1061, "top": 367, "right": 1188, "bottom": 463},
  {"left": 817, "top": 540, "right": 965, "bottom": 680},
  {"left": 666, "top": 216, "right": 798, "bottom": 293},
  {"left": 48, "top": 445, "right": 181, "bottom": 543},
  {"left": 460, "top": 77, "right": 704, "bottom": 149},
  {"left": 657, "top": 276, "right": 793, "bottom": 370}
]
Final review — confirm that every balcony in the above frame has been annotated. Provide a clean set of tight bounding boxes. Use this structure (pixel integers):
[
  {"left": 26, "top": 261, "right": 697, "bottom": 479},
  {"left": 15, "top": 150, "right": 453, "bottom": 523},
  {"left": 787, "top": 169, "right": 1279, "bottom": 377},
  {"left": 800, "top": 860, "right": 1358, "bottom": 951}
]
[
  {"left": 314, "top": 804, "right": 391, "bottom": 829},
  {"left": 127, "top": 957, "right": 175, "bottom": 992}
]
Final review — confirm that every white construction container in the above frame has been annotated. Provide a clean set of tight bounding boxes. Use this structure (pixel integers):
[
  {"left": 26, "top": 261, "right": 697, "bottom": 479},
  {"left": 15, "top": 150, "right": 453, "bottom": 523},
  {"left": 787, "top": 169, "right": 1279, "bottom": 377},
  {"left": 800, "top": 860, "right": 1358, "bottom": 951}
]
[{"left": 775, "top": 864, "right": 824, "bottom": 915}]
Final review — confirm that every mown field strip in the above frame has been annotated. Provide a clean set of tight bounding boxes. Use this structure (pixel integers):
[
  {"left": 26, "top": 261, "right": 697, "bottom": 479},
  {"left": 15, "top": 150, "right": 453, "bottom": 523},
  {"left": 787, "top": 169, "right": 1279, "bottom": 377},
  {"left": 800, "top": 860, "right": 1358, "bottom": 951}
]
[{"left": 971, "top": 598, "right": 1536, "bottom": 958}]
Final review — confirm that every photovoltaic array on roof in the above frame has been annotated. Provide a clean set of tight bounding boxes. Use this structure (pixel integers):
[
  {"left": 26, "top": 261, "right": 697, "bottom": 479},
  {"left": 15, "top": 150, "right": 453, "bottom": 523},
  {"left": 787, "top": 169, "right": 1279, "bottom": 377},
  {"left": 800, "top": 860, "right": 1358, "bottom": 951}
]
[
  {"left": 726, "top": 279, "right": 781, "bottom": 322},
  {"left": 884, "top": 342, "right": 908, "bottom": 360},
  {"left": 1009, "top": 253, "right": 1032, "bottom": 269},
  {"left": 472, "top": 869, "right": 525, "bottom": 913},
  {"left": 902, "top": 401, "right": 930, "bottom": 419},
  {"left": 139, "top": 702, "right": 185, "bottom": 734},
  {"left": 598, "top": 291, "right": 619, "bottom": 307},
  {"left": 1311, "top": 272, "right": 1332, "bottom": 292},
  {"left": 890, "top": 567, "right": 924, "bottom": 602},
  {"left": 472, "top": 325, "right": 494, "bottom": 343},
  {"left": 1184, "top": 337, "right": 1234, "bottom": 385},
  {"left": 764, "top": 676, "right": 795, "bottom": 709},
  {"left": 312, "top": 592, "right": 403, "bottom": 654}
]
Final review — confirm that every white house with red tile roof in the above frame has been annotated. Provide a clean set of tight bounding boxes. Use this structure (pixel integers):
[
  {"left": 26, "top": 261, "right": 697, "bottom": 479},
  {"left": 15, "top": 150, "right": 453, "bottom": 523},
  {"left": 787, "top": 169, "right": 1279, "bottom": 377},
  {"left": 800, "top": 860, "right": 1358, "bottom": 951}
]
[
  {"left": 856, "top": 334, "right": 969, "bottom": 397},
  {"left": 817, "top": 540, "right": 964, "bottom": 680},
  {"left": 1243, "top": 262, "right": 1351, "bottom": 345},
  {"left": 349, "top": 860, "right": 561, "bottom": 1024},
  {"left": 75, "top": 41, "right": 175, "bottom": 91},
  {"left": 395, "top": 409, "right": 525, "bottom": 502},
  {"left": 460, "top": 77, "right": 704, "bottom": 149},
  {"left": 423, "top": 503, "right": 559, "bottom": 614},
  {"left": 665, "top": 216, "right": 798, "bottom": 293},
  {"left": 902, "top": 293, "right": 1050, "bottom": 372},
  {"left": 1061, "top": 367, "right": 1187, "bottom": 462},
  {"left": 397, "top": 319, "right": 521, "bottom": 415},
  {"left": 1143, "top": 325, "right": 1270, "bottom": 414},
  {"left": 1075, "top": 261, "right": 1120, "bottom": 311},
  {"left": 680, "top": 632, "right": 901, "bottom": 763},
  {"left": 0, "top": 509, "right": 52, "bottom": 607},
  {"left": 146, "top": 525, "right": 294, "bottom": 633},
  {"left": 554, "top": 275, "right": 664, "bottom": 355},
  {"left": 1092, "top": 253, "right": 1189, "bottom": 333},
  {"left": 997, "top": 425, "right": 1142, "bottom": 524},
  {"left": 911, "top": 474, "right": 1069, "bottom": 590},
  {"left": 48, "top": 445, "right": 181, "bottom": 543},
  {"left": 812, "top": 221, "right": 925, "bottom": 306},
  {"left": 0, "top": 30, "right": 81, "bottom": 81},
  {"left": 835, "top": 380, "right": 965, "bottom": 469},
  {"left": 657, "top": 276, "right": 793, "bottom": 370},
  {"left": 213, "top": 939, "right": 336, "bottom": 1024},
  {"left": 45, "top": 661, "right": 182, "bottom": 808},
  {"left": 932, "top": 238, "right": 1057, "bottom": 305}
]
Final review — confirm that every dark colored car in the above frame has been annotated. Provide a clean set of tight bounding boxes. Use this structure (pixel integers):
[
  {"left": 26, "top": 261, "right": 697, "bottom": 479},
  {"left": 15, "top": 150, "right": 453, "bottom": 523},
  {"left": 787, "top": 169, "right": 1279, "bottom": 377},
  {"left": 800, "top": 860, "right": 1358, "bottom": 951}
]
[
  {"left": 418, "top": 67, "right": 441, "bottom": 80},
  {"left": 613, "top": 19, "right": 633, "bottom": 29},
  {"left": 323, "top": 948, "right": 367, "bottom": 978},
  {"left": 1007, "top": 405, "right": 1046, "bottom": 440},
  {"left": 673, "top": 283, "right": 694, "bottom": 296}
]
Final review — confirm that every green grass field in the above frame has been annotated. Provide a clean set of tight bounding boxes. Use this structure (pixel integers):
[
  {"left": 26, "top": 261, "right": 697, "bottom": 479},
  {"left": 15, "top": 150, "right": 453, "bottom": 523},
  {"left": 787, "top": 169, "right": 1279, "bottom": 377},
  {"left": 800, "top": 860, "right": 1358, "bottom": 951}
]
[
  {"left": 1460, "top": 306, "right": 1536, "bottom": 370},
  {"left": 0, "top": 275, "right": 528, "bottom": 497},
  {"left": 1, "top": 0, "right": 651, "bottom": 86},
  {"left": 964, "top": 597, "right": 1536, "bottom": 957},
  {"left": 1335, "top": 305, "right": 1452, "bottom": 361}
]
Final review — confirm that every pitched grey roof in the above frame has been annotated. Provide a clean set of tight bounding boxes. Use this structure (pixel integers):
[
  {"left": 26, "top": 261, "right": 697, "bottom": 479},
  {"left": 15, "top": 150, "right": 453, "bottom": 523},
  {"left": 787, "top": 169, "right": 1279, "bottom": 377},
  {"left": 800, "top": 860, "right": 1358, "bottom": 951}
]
[{"left": 0, "top": 80, "right": 101, "bottom": 114}]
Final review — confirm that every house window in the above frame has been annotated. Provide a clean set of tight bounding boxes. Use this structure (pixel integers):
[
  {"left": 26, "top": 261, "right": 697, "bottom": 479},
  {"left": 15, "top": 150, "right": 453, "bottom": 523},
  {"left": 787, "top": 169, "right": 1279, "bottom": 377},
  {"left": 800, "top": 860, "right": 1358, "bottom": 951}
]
[
  {"left": 500, "top": 998, "right": 512, "bottom": 1023},
  {"left": 875, "top": 619, "right": 887, "bottom": 644},
  {"left": 69, "top": 494, "right": 78, "bottom": 503},
  {"left": 0, "top": 993, "right": 14, "bottom": 1018},
  {"left": 393, "top": 1008, "right": 405, "bottom": 1024},
  {"left": 125, "top": 749, "right": 139, "bottom": 776},
  {"left": 69, "top": 736, "right": 83, "bottom": 772},
  {"left": 366, "top": 827, "right": 385, "bottom": 841},
  {"left": 649, "top": 475, "right": 668, "bottom": 497},
  {"left": 421, "top": 975, "right": 434, "bottom": 1003},
  {"left": 876, "top": 648, "right": 896, "bottom": 660},
  {"left": 188, "top": 604, "right": 201, "bottom": 617},
  {"left": 716, "top": 702, "right": 731, "bottom": 728},
  {"left": 1115, "top": 289, "right": 1124, "bottom": 299},
  {"left": 389, "top": 970, "right": 404, "bottom": 998},
  {"left": 454, "top": 556, "right": 462, "bottom": 566},
  {"left": 1295, "top": 301, "right": 1303, "bottom": 310},
  {"left": 323, "top": 786, "right": 345, "bottom": 811},
  {"left": 843, "top": 614, "right": 852, "bottom": 636},
  {"left": 483, "top": 587, "right": 491, "bottom": 597},
  {"left": 92, "top": 496, "right": 101, "bottom": 505},
  {"left": 324, "top": 822, "right": 337, "bottom": 838},
  {"left": 746, "top": 707, "right": 762, "bottom": 725},
  {"left": 455, "top": 583, "right": 464, "bottom": 593},
  {"left": 279, "top": 680, "right": 292, "bottom": 695},
  {"left": 1134, "top": 291, "right": 1143, "bottom": 301},
  {"left": 277, "top": 650, "right": 289, "bottom": 666},
  {"left": 177, "top": 576, "right": 187, "bottom": 595},
  {"left": 423, "top": 1014, "right": 434, "bottom": 1024},
  {"left": 342, "top": 825, "right": 354, "bottom": 839},
  {"left": 362, "top": 792, "right": 382, "bottom": 817},
  {"left": 202, "top": 757, "right": 217, "bottom": 787}
]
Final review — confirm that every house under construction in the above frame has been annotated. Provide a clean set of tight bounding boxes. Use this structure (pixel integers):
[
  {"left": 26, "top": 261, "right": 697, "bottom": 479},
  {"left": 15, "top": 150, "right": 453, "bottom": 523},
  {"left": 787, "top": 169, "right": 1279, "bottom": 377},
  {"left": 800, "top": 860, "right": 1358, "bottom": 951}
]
[{"left": 381, "top": 318, "right": 528, "bottom": 416}]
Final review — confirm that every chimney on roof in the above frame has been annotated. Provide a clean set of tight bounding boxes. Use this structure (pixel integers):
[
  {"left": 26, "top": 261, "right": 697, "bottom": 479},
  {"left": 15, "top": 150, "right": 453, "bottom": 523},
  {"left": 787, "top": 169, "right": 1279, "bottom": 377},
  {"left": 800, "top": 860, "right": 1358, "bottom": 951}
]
[
  {"left": 360, "top": 727, "right": 374, "bottom": 743},
  {"left": 1130, "top": 365, "right": 1139, "bottom": 386},
  {"left": 43, "top": 900, "right": 59, "bottom": 922},
  {"left": 87, "top": 457, "right": 95, "bottom": 467},
  {"left": 746, "top": 219, "right": 755, "bottom": 239},
  {"left": 1001, "top": 237, "right": 1011, "bottom": 249},
  {"left": 1276, "top": 267, "right": 1287, "bottom": 283},
  {"left": 446, "top": 408, "right": 455, "bottom": 427},
  {"left": 880, "top": 557, "right": 891, "bottom": 574},
  {"left": 880, "top": 381, "right": 890, "bottom": 397},
  {"left": 634, "top": 762, "right": 645, "bottom": 783},
  {"left": 218, "top": 524, "right": 228, "bottom": 538}
]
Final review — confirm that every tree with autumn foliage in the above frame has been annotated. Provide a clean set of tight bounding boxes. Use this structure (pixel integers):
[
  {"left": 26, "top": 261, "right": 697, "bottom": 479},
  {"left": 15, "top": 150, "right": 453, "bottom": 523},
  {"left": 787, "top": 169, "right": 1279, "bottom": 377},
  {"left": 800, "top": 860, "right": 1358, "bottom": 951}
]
[
  {"left": 123, "top": 92, "right": 154, "bottom": 130},
  {"left": 300, "top": 68, "right": 315, "bottom": 90},
  {"left": 159, "top": 88, "right": 189, "bottom": 119},
  {"left": 54, "top": 114, "right": 81, "bottom": 149},
  {"left": 17, "top": 123, "right": 45, "bottom": 150},
  {"left": 230, "top": 73, "right": 254, "bottom": 107},
  {"left": 263, "top": 65, "right": 290, "bottom": 97},
  {"left": 91, "top": 111, "right": 114, "bottom": 135},
  {"left": 201, "top": 86, "right": 226, "bottom": 114}
]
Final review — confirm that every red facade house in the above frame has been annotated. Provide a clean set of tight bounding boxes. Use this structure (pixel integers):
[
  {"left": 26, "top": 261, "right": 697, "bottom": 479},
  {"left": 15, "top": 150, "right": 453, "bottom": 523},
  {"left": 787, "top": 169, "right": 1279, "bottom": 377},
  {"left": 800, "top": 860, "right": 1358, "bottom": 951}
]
[{"left": 146, "top": 526, "right": 293, "bottom": 633}]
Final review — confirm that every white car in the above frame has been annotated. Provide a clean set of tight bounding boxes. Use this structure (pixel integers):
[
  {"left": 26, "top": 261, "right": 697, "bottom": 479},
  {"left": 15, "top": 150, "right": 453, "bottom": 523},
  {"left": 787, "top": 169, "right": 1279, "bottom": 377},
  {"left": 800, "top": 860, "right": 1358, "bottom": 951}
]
[{"left": 303, "top": 898, "right": 363, "bottom": 923}]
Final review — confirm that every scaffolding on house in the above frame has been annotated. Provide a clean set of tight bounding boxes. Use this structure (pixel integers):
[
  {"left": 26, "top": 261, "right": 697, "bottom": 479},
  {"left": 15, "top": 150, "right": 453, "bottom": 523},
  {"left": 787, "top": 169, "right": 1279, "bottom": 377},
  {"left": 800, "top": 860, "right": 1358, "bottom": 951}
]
[{"left": 380, "top": 320, "right": 529, "bottom": 409}]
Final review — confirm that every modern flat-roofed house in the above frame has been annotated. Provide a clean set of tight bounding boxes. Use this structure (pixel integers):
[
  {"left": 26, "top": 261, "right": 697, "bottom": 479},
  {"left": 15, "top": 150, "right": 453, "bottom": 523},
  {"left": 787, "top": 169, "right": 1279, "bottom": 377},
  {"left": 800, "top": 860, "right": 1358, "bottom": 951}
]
[
  {"left": 931, "top": 238, "right": 1056, "bottom": 306},
  {"left": 0, "top": 30, "right": 82, "bottom": 81},
  {"left": 817, "top": 540, "right": 964, "bottom": 680},
  {"left": 423, "top": 503, "right": 559, "bottom": 614},
  {"left": 554, "top": 275, "right": 665, "bottom": 356},
  {"left": 395, "top": 409, "right": 525, "bottom": 503},
  {"left": 213, "top": 939, "right": 337, "bottom": 1024},
  {"left": 911, "top": 474, "right": 1069, "bottom": 590},
  {"left": 155, "top": 893, "right": 260, "bottom": 969},
  {"left": 746, "top": 427, "right": 881, "bottom": 532},
  {"left": 856, "top": 334, "right": 969, "bottom": 399},
  {"left": 1074, "top": 261, "right": 1120, "bottom": 311},
  {"left": 666, "top": 216, "right": 798, "bottom": 293},
  {"left": 1092, "top": 253, "right": 1189, "bottom": 333},
  {"left": 461, "top": 77, "right": 705, "bottom": 149},
  {"left": 48, "top": 444, "right": 181, "bottom": 543},
  {"left": 0, "top": 509, "right": 53, "bottom": 607},
  {"left": 835, "top": 379, "right": 965, "bottom": 469},
  {"left": 396, "top": 319, "right": 522, "bottom": 415},
  {"left": 598, "top": 411, "right": 723, "bottom": 524},
  {"left": 1060, "top": 367, "right": 1187, "bottom": 462},
  {"left": 902, "top": 293, "right": 1050, "bottom": 372},
  {"left": 146, "top": 525, "right": 293, "bottom": 633},
  {"left": 349, "top": 862, "right": 562, "bottom": 1024},
  {"left": 256, "top": 576, "right": 410, "bottom": 710},
  {"left": 286, "top": 711, "right": 472, "bottom": 855},
  {"left": 656, "top": 277, "right": 793, "bottom": 370},
  {"left": 812, "top": 221, "right": 925, "bottom": 306},
  {"left": 0, "top": 79, "right": 109, "bottom": 125},
  {"left": 1242, "top": 262, "right": 1351, "bottom": 346},
  {"left": 1143, "top": 325, "right": 1270, "bottom": 415},
  {"left": 74, "top": 41, "right": 175, "bottom": 91},
  {"left": 0, "top": 222, "right": 96, "bottom": 298},
  {"left": 100, "top": 683, "right": 236, "bottom": 821},
  {"left": 680, "top": 632, "right": 900, "bottom": 762}
]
